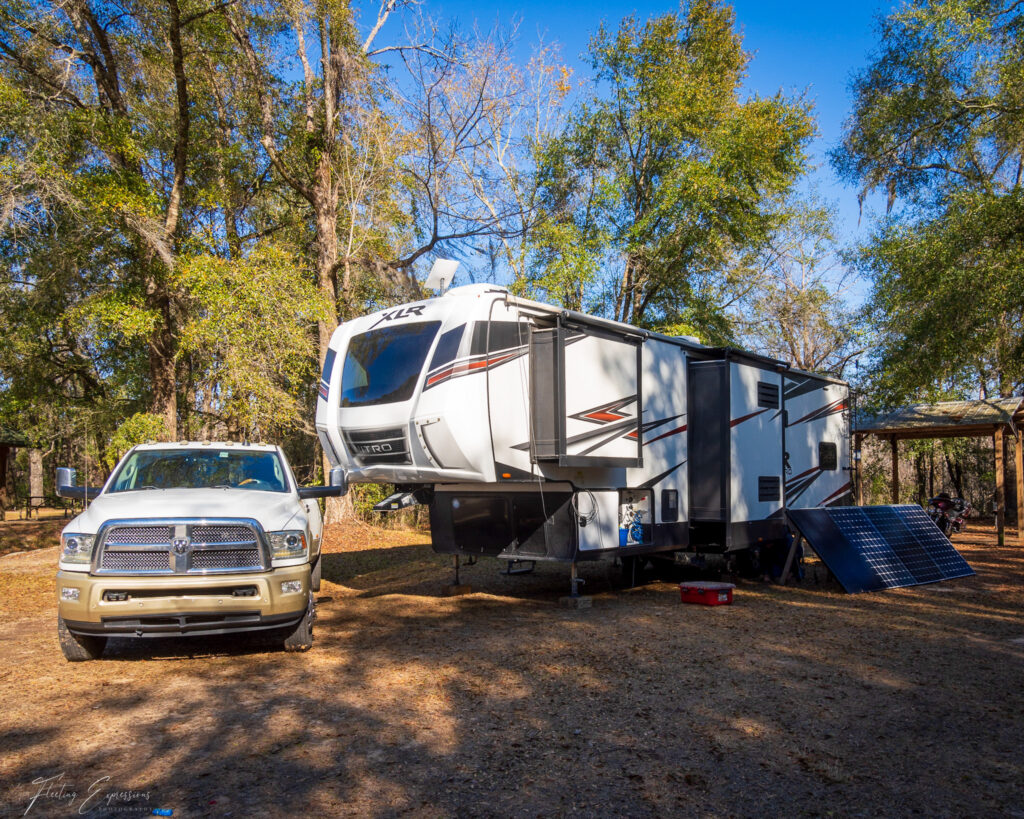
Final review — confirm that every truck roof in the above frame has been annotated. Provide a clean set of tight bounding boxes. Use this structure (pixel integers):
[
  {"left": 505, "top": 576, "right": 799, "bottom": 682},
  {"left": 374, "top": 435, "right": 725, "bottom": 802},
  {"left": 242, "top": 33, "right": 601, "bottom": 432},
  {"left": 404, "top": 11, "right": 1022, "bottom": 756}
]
[{"left": 132, "top": 441, "right": 282, "bottom": 452}]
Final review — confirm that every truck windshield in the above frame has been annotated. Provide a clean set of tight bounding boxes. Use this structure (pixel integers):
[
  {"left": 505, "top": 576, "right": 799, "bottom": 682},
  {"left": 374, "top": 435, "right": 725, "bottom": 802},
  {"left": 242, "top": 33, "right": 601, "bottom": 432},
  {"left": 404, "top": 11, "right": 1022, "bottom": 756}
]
[
  {"left": 108, "top": 450, "right": 289, "bottom": 493},
  {"left": 341, "top": 321, "right": 441, "bottom": 407}
]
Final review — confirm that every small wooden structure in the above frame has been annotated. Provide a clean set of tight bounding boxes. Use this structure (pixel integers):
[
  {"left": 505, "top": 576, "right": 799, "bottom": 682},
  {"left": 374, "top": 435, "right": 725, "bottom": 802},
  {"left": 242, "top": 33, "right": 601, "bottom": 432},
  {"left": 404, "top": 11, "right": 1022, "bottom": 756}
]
[
  {"left": 854, "top": 397, "right": 1024, "bottom": 546},
  {"left": 0, "top": 425, "right": 30, "bottom": 516}
]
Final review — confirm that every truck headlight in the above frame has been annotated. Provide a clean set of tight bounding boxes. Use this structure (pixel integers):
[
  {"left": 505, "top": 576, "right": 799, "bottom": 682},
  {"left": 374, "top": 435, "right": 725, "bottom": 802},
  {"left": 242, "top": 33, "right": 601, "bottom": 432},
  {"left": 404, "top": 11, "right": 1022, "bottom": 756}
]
[
  {"left": 268, "top": 531, "right": 307, "bottom": 562},
  {"left": 60, "top": 534, "right": 95, "bottom": 569}
]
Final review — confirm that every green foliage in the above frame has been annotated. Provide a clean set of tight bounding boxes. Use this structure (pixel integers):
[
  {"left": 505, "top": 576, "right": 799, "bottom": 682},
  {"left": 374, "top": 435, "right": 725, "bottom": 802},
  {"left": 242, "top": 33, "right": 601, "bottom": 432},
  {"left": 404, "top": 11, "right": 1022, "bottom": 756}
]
[
  {"left": 175, "top": 243, "right": 330, "bottom": 441},
  {"left": 104, "top": 413, "right": 169, "bottom": 469},
  {"left": 526, "top": 0, "right": 814, "bottom": 335},
  {"left": 735, "top": 197, "right": 863, "bottom": 377},
  {"left": 835, "top": 0, "right": 1024, "bottom": 405},
  {"left": 857, "top": 188, "right": 1024, "bottom": 406}
]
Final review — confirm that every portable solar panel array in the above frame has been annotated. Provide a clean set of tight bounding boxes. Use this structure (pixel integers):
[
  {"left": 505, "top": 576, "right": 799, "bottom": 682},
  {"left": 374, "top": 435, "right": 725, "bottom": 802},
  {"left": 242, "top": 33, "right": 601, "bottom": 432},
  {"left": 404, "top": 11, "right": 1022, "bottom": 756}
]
[{"left": 787, "top": 504, "right": 975, "bottom": 593}]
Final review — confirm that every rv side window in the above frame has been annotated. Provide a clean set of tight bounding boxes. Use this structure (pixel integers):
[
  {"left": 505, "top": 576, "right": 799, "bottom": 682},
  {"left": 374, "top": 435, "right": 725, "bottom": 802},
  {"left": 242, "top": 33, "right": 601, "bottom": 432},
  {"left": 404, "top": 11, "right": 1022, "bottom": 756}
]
[
  {"left": 757, "top": 381, "right": 779, "bottom": 408},
  {"left": 661, "top": 489, "right": 678, "bottom": 522},
  {"left": 469, "top": 321, "right": 529, "bottom": 355},
  {"left": 320, "top": 349, "right": 337, "bottom": 387},
  {"left": 819, "top": 442, "right": 838, "bottom": 471},
  {"left": 428, "top": 325, "right": 465, "bottom": 371}
]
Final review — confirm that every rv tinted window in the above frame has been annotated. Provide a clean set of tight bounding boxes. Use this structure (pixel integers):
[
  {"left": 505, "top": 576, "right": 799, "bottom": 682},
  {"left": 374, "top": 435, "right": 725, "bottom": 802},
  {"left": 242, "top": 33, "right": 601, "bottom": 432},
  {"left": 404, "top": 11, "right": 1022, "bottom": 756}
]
[
  {"left": 428, "top": 324, "right": 465, "bottom": 371},
  {"left": 320, "top": 348, "right": 337, "bottom": 392},
  {"left": 469, "top": 321, "right": 528, "bottom": 356},
  {"left": 819, "top": 441, "right": 838, "bottom": 471},
  {"left": 341, "top": 322, "right": 441, "bottom": 407}
]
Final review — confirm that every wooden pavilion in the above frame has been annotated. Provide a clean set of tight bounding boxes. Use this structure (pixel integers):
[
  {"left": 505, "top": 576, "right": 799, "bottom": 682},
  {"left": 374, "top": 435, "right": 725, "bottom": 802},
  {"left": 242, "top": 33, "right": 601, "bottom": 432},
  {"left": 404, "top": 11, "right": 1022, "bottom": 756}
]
[
  {"left": 854, "top": 397, "right": 1024, "bottom": 546},
  {"left": 0, "top": 424, "right": 29, "bottom": 514}
]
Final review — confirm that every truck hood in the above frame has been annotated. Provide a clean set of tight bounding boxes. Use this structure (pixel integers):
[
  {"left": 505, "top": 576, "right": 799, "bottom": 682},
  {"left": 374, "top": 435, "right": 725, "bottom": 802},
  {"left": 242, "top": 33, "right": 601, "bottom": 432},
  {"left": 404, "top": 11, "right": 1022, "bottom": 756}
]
[{"left": 64, "top": 488, "right": 304, "bottom": 535}]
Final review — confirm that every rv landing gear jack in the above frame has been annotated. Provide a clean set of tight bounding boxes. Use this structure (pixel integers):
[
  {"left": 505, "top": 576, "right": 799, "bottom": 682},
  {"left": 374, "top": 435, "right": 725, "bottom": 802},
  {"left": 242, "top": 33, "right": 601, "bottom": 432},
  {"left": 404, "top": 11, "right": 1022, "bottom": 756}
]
[
  {"left": 559, "top": 562, "right": 592, "bottom": 609},
  {"left": 444, "top": 555, "right": 473, "bottom": 596}
]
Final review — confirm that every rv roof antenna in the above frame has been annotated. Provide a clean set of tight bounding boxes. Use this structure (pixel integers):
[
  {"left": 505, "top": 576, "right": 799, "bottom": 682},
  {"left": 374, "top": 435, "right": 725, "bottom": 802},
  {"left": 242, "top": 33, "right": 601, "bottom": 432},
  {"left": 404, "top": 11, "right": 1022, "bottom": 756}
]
[{"left": 425, "top": 259, "right": 459, "bottom": 295}]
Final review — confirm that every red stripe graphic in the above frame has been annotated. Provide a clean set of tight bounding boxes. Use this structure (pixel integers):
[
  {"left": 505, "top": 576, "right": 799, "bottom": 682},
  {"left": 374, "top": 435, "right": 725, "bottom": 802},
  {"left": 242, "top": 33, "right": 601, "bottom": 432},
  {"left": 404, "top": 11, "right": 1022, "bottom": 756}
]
[
  {"left": 790, "top": 399, "right": 846, "bottom": 427},
  {"left": 819, "top": 482, "right": 852, "bottom": 505},
  {"left": 586, "top": 411, "right": 628, "bottom": 423},
  {"left": 426, "top": 351, "right": 519, "bottom": 386},
  {"left": 646, "top": 424, "right": 687, "bottom": 445},
  {"left": 730, "top": 409, "right": 769, "bottom": 428}
]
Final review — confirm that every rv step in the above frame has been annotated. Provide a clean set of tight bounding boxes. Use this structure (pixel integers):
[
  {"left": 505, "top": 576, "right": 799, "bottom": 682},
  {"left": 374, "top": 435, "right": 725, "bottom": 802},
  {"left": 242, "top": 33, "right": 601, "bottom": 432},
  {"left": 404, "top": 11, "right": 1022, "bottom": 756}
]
[
  {"left": 373, "top": 492, "right": 418, "bottom": 512},
  {"left": 502, "top": 559, "right": 536, "bottom": 576}
]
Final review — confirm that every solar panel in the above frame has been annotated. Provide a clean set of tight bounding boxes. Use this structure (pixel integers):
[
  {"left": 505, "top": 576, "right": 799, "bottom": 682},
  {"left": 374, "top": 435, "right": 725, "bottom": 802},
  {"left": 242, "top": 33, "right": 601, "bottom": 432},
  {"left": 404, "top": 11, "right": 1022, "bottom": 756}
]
[{"left": 787, "top": 505, "right": 974, "bottom": 593}]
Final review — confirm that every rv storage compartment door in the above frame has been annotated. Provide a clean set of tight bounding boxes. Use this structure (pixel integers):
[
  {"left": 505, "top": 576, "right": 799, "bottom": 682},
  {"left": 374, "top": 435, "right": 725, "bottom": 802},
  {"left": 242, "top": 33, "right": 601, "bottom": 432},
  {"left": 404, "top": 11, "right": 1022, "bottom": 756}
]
[
  {"left": 529, "top": 323, "right": 642, "bottom": 468},
  {"left": 688, "top": 360, "right": 728, "bottom": 521}
]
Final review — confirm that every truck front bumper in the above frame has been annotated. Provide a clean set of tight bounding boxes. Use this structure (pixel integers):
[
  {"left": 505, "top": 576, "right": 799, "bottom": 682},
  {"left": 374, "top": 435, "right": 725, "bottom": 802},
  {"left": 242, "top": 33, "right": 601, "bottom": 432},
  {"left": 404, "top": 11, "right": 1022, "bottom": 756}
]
[{"left": 56, "top": 564, "right": 310, "bottom": 638}]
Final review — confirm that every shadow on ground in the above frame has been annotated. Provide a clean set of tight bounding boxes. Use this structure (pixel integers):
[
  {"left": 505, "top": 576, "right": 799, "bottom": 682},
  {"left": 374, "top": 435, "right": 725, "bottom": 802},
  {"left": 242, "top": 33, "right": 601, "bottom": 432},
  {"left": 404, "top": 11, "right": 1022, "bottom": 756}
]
[{"left": 1, "top": 525, "right": 1022, "bottom": 817}]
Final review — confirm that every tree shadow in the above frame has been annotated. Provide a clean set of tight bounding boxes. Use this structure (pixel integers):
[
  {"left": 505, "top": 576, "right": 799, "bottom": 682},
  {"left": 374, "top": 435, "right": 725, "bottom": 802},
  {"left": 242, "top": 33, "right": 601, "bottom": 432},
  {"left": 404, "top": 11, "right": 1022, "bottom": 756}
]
[{"left": 2, "top": 536, "right": 1022, "bottom": 817}]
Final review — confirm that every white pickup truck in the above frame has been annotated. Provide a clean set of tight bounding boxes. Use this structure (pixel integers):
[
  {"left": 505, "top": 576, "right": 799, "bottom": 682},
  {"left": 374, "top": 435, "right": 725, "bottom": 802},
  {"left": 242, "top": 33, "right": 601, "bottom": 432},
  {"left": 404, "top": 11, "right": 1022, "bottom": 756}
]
[{"left": 54, "top": 442, "right": 346, "bottom": 661}]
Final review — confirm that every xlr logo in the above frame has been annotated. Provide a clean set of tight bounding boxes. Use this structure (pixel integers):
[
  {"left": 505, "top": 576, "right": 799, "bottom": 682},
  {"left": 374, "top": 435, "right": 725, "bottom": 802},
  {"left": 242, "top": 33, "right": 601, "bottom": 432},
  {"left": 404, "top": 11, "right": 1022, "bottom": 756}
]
[{"left": 369, "top": 305, "right": 426, "bottom": 329}]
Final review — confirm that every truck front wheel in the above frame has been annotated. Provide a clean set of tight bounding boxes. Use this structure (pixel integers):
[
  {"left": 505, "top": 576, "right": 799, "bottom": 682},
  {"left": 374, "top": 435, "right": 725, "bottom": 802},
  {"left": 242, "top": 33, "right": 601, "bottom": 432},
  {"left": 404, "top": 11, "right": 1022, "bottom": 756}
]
[
  {"left": 281, "top": 592, "right": 315, "bottom": 652},
  {"left": 310, "top": 557, "right": 321, "bottom": 592},
  {"left": 58, "top": 615, "right": 106, "bottom": 661}
]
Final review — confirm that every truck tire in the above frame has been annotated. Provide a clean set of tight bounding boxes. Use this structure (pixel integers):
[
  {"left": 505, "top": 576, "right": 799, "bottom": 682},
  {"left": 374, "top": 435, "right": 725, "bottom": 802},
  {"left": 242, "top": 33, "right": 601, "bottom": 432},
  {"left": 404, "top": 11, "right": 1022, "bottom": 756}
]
[
  {"left": 58, "top": 615, "right": 106, "bottom": 662},
  {"left": 310, "top": 557, "right": 321, "bottom": 592},
  {"left": 282, "top": 592, "right": 315, "bottom": 652}
]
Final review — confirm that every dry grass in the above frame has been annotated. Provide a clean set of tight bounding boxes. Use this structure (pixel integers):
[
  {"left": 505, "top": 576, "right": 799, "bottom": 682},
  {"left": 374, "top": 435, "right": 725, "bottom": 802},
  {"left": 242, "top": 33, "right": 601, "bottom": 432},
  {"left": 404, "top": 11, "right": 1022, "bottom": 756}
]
[
  {"left": 0, "top": 516, "right": 66, "bottom": 558},
  {"left": 0, "top": 522, "right": 1022, "bottom": 817}
]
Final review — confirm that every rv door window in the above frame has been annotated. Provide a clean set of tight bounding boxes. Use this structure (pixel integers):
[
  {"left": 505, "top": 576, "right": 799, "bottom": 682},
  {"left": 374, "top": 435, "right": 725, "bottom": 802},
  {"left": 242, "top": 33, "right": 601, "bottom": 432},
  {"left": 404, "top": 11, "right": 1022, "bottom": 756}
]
[
  {"left": 341, "top": 322, "right": 441, "bottom": 407},
  {"left": 819, "top": 441, "right": 838, "bottom": 471}
]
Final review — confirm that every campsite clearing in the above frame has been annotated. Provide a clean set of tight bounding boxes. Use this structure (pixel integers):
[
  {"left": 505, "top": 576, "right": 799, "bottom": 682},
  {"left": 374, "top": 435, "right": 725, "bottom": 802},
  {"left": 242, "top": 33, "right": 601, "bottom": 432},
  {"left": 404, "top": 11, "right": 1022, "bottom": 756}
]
[{"left": 1, "top": 522, "right": 1021, "bottom": 817}]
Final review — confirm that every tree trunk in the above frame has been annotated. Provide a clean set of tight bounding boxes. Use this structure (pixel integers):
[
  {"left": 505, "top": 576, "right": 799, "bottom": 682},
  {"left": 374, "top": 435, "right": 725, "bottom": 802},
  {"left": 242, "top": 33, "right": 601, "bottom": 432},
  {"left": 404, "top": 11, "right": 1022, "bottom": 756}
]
[
  {"left": 944, "top": 453, "right": 964, "bottom": 498},
  {"left": 914, "top": 450, "right": 927, "bottom": 506},
  {"left": 315, "top": 182, "right": 354, "bottom": 523},
  {"left": 0, "top": 445, "right": 9, "bottom": 516},
  {"left": 29, "top": 448, "right": 43, "bottom": 511},
  {"left": 148, "top": 306, "right": 178, "bottom": 441}
]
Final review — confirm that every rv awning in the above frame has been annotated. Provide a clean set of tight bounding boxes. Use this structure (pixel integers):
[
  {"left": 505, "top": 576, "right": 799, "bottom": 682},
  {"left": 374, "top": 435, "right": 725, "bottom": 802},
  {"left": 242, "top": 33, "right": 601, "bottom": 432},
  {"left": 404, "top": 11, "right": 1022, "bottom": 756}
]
[{"left": 855, "top": 397, "right": 1024, "bottom": 440}]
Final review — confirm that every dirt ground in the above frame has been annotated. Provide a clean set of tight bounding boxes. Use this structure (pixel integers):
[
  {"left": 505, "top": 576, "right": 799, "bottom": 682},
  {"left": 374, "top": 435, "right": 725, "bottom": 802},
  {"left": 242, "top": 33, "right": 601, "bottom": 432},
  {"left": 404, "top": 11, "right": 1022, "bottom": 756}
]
[{"left": 1, "top": 521, "right": 1023, "bottom": 818}]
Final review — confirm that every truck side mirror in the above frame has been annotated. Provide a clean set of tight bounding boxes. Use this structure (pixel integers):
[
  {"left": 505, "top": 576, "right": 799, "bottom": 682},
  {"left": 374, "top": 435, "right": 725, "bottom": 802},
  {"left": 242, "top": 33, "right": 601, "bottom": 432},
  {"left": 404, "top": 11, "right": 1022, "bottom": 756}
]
[
  {"left": 56, "top": 467, "right": 77, "bottom": 492},
  {"left": 329, "top": 467, "right": 348, "bottom": 495},
  {"left": 56, "top": 467, "right": 100, "bottom": 500},
  {"left": 297, "top": 468, "right": 348, "bottom": 500}
]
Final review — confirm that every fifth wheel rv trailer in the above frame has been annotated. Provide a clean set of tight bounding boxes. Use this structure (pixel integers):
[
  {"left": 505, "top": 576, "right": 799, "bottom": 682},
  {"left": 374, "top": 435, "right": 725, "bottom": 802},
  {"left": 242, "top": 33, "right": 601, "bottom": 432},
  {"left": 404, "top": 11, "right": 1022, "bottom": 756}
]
[{"left": 315, "top": 284, "right": 851, "bottom": 582}]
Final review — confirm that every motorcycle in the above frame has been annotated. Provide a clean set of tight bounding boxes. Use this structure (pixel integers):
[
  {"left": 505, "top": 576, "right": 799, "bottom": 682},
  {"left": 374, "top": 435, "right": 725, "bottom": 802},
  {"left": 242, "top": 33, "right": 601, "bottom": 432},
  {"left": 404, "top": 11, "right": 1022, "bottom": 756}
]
[{"left": 926, "top": 494, "right": 971, "bottom": 538}]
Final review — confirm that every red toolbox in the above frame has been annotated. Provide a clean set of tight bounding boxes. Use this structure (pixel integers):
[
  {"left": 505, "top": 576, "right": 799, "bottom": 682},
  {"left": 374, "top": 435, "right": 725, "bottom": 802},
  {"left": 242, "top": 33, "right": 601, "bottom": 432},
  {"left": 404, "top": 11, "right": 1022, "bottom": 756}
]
[{"left": 679, "top": 581, "right": 735, "bottom": 606}]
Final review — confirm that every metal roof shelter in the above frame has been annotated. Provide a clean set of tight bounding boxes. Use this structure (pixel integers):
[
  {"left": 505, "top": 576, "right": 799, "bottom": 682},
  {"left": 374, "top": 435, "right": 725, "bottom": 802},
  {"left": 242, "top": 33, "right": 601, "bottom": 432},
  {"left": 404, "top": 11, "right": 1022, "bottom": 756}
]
[{"left": 854, "top": 397, "right": 1024, "bottom": 545}]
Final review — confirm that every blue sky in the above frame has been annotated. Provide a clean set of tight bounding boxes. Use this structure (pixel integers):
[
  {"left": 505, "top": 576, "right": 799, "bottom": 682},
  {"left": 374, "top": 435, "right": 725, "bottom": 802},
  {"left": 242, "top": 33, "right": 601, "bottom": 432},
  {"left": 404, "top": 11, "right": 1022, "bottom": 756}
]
[{"left": 427, "top": 0, "right": 896, "bottom": 246}]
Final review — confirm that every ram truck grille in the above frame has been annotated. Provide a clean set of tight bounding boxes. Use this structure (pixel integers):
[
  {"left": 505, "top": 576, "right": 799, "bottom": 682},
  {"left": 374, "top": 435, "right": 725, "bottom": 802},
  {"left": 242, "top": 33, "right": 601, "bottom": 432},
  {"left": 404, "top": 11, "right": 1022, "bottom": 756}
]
[
  {"left": 95, "top": 520, "right": 269, "bottom": 576},
  {"left": 343, "top": 427, "right": 412, "bottom": 466},
  {"left": 101, "top": 551, "right": 172, "bottom": 572}
]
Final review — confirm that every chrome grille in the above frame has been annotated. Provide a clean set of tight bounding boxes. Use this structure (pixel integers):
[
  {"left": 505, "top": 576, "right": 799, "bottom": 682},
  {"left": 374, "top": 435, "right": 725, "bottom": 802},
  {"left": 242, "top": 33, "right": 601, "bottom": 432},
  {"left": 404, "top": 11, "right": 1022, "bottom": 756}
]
[
  {"left": 191, "top": 549, "right": 262, "bottom": 570},
  {"left": 104, "top": 526, "right": 173, "bottom": 545},
  {"left": 100, "top": 551, "right": 171, "bottom": 572},
  {"left": 343, "top": 427, "right": 411, "bottom": 466},
  {"left": 191, "top": 526, "right": 258, "bottom": 545},
  {"left": 96, "top": 520, "right": 268, "bottom": 576}
]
